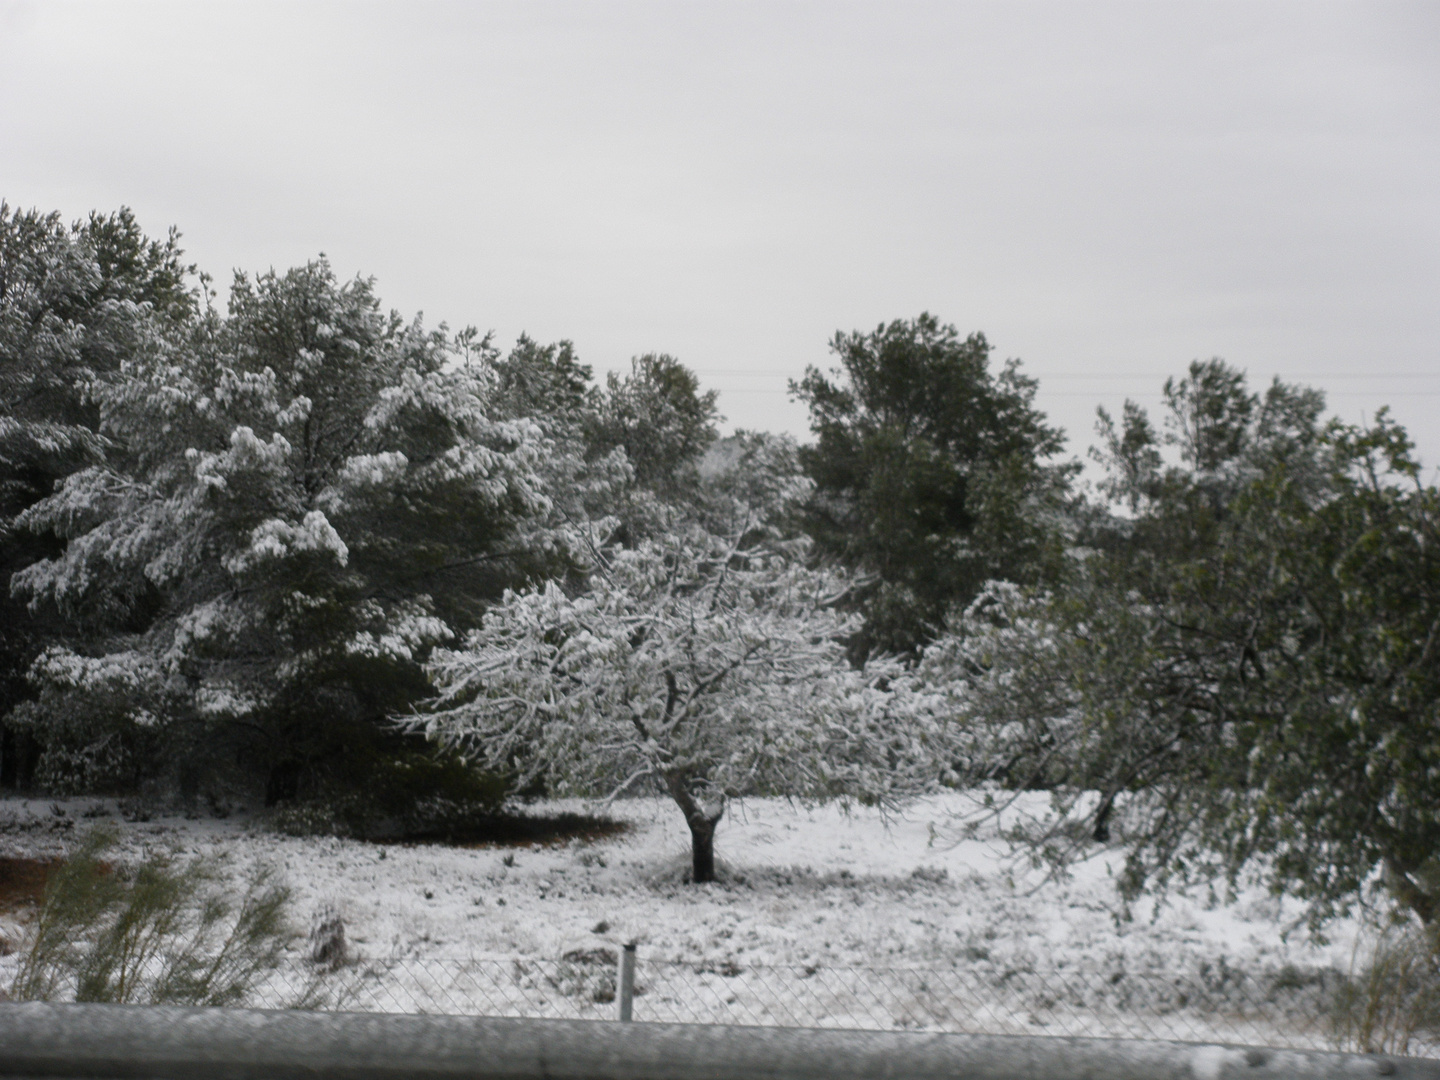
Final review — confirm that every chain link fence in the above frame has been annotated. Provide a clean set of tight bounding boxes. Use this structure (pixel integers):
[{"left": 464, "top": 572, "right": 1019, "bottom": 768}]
[
  {"left": 10, "top": 943, "right": 1433, "bottom": 1056},
  {"left": 231, "top": 950, "right": 1434, "bottom": 1056}
]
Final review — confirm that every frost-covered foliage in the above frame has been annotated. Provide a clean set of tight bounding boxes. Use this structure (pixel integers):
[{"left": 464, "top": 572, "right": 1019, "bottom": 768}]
[
  {"left": 10, "top": 260, "right": 578, "bottom": 801},
  {"left": 1, "top": 204, "right": 196, "bottom": 785},
  {"left": 0, "top": 203, "right": 194, "bottom": 511},
  {"left": 697, "top": 430, "right": 813, "bottom": 539},
  {"left": 416, "top": 525, "right": 955, "bottom": 882},
  {"left": 929, "top": 364, "right": 1440, "bottom": 933},
  {"left": 913, "top": 578, "right": 1214, "bottom": 880},
  {"left": 4, "top": 648, "right": 174, "bottom": 793},
  {"left": 911, "top": 582, "right": 1079, "bottom": 787}
]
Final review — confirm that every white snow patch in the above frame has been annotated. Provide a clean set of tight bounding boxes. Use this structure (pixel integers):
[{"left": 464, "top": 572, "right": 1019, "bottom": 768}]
[{"left": 0, "top": 793, "right": 1357, "bottom": 978}]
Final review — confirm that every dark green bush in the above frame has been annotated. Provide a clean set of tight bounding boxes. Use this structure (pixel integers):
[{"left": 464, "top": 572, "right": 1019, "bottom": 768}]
[{"left": 266, "top": 744, "right": 508, "bottom": 839}]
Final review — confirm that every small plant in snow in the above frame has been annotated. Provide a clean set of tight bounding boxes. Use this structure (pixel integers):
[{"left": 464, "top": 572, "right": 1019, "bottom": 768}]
[
  {"left": 1331, "top": 921, "right": 1440, "bottom": 1056},
  {"left": 308, "top": 904, "right": 348, "bottom": 970},
  {"left": 9, "top": 826, "right": 295, "bottom": 1005}
]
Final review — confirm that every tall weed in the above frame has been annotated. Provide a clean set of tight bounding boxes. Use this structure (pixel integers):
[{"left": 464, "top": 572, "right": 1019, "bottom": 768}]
[
  {"left": 10, "top": 826, "right": 297, "bottom": 1005},
  {"left": 1331, "top": 921, "right": 1440, "bottom": 1056}
]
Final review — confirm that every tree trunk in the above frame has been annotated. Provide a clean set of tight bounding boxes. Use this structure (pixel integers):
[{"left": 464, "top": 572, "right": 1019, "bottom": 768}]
[
  {"left": 1092, "top": 790, "right": 1116, "bottom": 843},
  {"left": 688, "top": 815, "right": 718, "bottom": 884},
  {"left": 665, "top": 772, "right": 725, "bottom": 884},
  {"left": 0, "top": 728, "right": 40, "bottom": 790},
  {"left": 1383, "top": 855, "right": 1437, "bottom": 925},
  {"left": 0, "top": 726, "right": 14, "bottom": 789}
]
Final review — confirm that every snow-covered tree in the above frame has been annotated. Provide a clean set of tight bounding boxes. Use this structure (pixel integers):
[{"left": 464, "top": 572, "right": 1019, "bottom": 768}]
[
  {"left": 697, "top": 430, "right": 812, "bottom": 539},
  {"left": 11, "top": 260, "right": 576, "bottom": 802},
  {"left": 929, "top": 366, "right": 1440, "bottom": 931},
  {"left": 1, "top": 203, "right": 195, "bottom": 786},
  {"left": 414, "top": 525, "right": 954, "bottom": 882},
  {"left": 585, "top": 353, "right": 720, "bottom": 501}
]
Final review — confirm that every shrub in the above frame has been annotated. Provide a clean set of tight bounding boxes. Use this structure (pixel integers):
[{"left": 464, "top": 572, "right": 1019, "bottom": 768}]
[
  {"left": 266, "top": 746, "right": 508, "bottom": 839},
  {"left": 9, "top": 826, "right": 296, "bottom": 1005},
  {"left": 1331, "top": 921, "right": 1440, "bottom": 1056}
]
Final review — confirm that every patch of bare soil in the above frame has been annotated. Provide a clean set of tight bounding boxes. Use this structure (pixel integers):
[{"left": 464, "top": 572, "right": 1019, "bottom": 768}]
[
  {"left": 398, "top": 812, "right": 630, "bottom": 848},
  {"left": 0, "top": 856, "right": 61, "bottom": 915}
]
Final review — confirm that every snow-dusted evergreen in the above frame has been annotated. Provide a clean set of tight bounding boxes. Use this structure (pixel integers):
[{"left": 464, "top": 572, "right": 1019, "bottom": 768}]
[{"left": 9, "top": 261, "right": 578, "bottom": 797}]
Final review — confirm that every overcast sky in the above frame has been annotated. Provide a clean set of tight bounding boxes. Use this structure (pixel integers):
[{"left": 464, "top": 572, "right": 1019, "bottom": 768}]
[{"left": 3, "top": 1, "right": 1437, "bottom": 478}]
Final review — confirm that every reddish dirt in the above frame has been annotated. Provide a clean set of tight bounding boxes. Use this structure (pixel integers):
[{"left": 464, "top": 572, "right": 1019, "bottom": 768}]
[{"left": 0, "top": 856, "right": 61, "bottom": 915}]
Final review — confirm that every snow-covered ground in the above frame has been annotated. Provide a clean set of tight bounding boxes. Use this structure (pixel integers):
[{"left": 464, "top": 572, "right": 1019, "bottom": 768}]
[{"left": 0, "top": 792, "right": 1364, "bottom": 1046}]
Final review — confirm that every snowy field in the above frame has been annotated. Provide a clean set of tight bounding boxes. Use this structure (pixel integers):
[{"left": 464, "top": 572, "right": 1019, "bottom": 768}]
[{"left": 0, "top": 792, "right": 1365, "bottom": 1047}]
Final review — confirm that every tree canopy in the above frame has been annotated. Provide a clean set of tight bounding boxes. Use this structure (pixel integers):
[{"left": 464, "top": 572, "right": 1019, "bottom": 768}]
[
  {"left": 930, "top": 362, "right": 1440, "bottom": 929},
  {"left": 791, "top": 313, "right": 1074, "bottom": 657},
  {"left": 9, "top": 258, "right": 569, "bottom": 805},
  {"left": 0, "top": 203, "right": 196, "bottom": 786},
  {"left": 415, "top": 523, "right": 954, "bottom": 881},
  {"left": 587, "top": 352, "right": 721, "bottom": 501}
]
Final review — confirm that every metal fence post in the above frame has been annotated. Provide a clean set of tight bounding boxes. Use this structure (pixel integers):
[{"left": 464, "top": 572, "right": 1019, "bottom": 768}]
[{"left": 619, "top": 942, "right": 636, "bottom": 1022}]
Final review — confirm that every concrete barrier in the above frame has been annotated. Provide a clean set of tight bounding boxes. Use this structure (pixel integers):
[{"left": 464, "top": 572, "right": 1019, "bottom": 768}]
[{"left": 0, "top": 1002, "right": 1435, "bottom": 1080}]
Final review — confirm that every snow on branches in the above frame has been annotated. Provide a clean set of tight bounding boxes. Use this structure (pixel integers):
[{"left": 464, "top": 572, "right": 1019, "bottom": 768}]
[
  {"left": 9, "top": 260, "right": 582, "bottom": 795},
  {"left": 415, "top": 525, "right": 956, "bottom": 882}
]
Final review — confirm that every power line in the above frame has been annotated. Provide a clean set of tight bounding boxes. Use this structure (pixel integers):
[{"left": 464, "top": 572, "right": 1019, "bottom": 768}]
[
  {"left": 690, "top": 370, "right": 1440, "bottom": 379},
  {"left": 710, "top": 388, "right": 1440, "bottom": 397}
]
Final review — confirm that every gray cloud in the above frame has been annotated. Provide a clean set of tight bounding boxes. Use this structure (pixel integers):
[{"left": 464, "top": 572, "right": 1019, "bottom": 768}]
[{"left": 2, "top": 0, "right": 1435, "bottom": 473}]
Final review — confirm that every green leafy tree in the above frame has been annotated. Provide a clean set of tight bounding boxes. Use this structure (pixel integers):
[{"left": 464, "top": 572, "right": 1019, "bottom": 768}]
[
  {"left": 939, "top": 361, "right": 1440, "bottom": 930},
  {"left": 586, "top": 353, "right": 720, "bottom": 499},
  {"left": 791, "top": 314, "right": 1074, "bottom": 657},
  {"left": 1253, "top": 418, "right": 1440, "bottom": 927},
  {"left": 491, "top": 334, "right": 595, "bottom": 438}
]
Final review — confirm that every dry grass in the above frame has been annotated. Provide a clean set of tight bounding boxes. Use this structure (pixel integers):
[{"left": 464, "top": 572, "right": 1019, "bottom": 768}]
[
  {"left": 8, "top": 826, "right": 300, "bottom": 1006},
  {"left": 1331, "top": 921, "right": 1440, "bottom": 1056}
]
